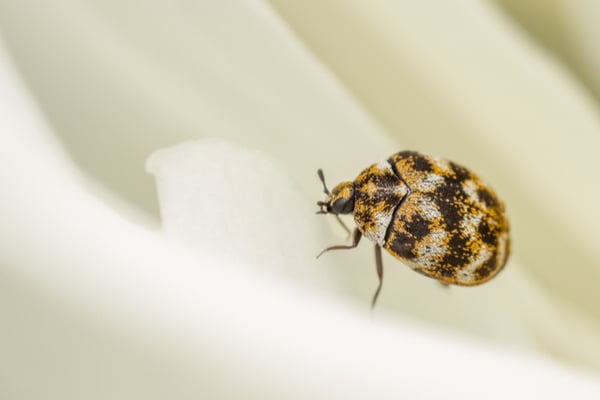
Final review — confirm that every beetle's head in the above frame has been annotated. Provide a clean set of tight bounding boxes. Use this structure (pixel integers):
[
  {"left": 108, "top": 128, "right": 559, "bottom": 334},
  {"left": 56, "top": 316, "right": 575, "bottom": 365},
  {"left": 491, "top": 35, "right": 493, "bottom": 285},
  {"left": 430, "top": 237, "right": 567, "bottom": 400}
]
[{"left": 316, "top": 169, "right": 355, "bottom": 215}]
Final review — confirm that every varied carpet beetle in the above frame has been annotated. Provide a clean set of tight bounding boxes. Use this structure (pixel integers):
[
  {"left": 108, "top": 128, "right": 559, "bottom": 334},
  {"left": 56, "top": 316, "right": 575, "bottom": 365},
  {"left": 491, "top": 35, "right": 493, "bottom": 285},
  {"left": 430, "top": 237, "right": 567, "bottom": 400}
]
[{"left": 317, "top": 151, "right": 510, "bottom": 307}]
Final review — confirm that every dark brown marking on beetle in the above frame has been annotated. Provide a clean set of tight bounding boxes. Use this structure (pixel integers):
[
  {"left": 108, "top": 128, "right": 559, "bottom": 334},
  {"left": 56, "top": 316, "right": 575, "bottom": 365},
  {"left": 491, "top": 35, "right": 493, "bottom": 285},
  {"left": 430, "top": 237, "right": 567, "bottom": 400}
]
[
  {"left": 451, "top": 162, "right": 471, "bottom": 182},
  {"left": 388, "top": 230, "right": 416, "bottom": 260},
  {"left": 436, "top": 196, "right": 463, "bottom": 231},
  {"left": 402, "top": 213, "right": 431, "bottom": 241},
  {"left": 435, "top": 266, "right": 456, "bottom": 278},
  {"left": 411, "top": 154, "right": 432, "bottom": 172},
  {"left": 477, "top": 187, "right": 499, "bottom": 209},
  {"left": 395, "top": 150, "right": 420, "bottom": 159},
  {"left": 442, "top": 234, "right": 471, "bottom": 267},
  {"left": 477, "top": 219, "right": 498, "bottom": 246},
  {"left": 475, "top": 255, "right": 497, "bottom": 280}
]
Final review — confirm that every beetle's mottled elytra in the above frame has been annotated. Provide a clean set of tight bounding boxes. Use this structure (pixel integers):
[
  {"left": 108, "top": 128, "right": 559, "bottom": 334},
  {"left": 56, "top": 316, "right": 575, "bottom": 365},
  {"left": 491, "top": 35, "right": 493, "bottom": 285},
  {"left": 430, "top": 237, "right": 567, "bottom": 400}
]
[{"left": 317, "top": 151, "right": 510, "bottom": 307}]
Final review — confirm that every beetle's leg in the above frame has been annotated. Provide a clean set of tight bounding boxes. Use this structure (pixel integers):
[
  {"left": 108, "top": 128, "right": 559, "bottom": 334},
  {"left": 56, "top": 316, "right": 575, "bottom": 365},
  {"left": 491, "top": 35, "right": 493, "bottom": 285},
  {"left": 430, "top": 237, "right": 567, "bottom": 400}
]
[
  {"left": 371, "top": 245, "right": 384, "bottom": 308},
  {"left": 334, "top": 215, "right": 352, "bottom": 236},
  {"left": 317, "top": 229, "right": 362, "bottom": 258}
]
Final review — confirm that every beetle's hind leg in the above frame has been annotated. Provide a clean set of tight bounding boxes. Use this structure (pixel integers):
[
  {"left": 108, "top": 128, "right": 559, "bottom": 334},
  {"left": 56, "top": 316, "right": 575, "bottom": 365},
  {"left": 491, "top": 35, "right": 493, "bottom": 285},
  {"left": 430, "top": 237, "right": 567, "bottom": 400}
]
[
  {"left": 317, "top": 229, "right": 362, "bottom": 258},
  {"left": 371, "top": 245, "right": 384, "bottom": 308}
]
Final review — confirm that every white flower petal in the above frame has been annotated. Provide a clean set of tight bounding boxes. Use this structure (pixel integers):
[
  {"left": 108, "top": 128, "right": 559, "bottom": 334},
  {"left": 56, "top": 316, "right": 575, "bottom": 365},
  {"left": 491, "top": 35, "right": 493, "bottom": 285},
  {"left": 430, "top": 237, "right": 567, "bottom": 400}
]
[
  {"left": 269, "top": 0, "right": 600, "bottom": 364},
  {"left": 146, "top": 138, "right": 346, "bottom": 291},
  {"left": 0, "top": 0, "right": 395, "bottom": 215},
  {"left": 5, "top": 59, "right": 599, "bottom": 397},
  {"left": 146, "top": 138, "right": 600, "bottom": 370},
  {"left": 494, "top": 0, "right": 600, "bottom": 99},
  {"left": 2, "top": 0, "right": 600, "bottom": 396}
]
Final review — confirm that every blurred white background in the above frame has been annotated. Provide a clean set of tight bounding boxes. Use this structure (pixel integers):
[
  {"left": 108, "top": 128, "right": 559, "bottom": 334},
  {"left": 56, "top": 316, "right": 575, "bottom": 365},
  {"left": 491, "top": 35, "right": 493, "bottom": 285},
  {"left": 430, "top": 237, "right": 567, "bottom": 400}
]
[{"left": 2, "top": 1, "right": 600, "bottom": 398}]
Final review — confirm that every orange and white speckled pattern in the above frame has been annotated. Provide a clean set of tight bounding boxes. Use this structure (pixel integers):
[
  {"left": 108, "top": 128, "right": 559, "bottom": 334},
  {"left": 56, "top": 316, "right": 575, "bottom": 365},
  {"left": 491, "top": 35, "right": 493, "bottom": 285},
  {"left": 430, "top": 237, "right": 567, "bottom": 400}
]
[
  {"left": 353, "top": 161, "right": 409, "bottom": 246},
  {"left": 355, "top": 151, "right": 509, "bottom": 285}
]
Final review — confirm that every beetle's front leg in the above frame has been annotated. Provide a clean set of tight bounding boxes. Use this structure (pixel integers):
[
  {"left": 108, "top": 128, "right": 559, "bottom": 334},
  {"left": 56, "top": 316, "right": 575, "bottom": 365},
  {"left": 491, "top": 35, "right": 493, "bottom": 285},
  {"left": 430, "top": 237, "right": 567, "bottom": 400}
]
[
  {"left": 316, "top": 229, "right": 362, "bottom": 258},
  {"left": 334, "top": 215, "right": 352, "bottom": 236}
]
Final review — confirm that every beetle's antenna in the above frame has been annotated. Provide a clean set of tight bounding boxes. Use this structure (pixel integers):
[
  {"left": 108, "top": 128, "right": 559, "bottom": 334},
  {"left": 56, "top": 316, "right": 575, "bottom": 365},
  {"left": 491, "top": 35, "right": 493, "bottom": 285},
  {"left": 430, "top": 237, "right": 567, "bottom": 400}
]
[{"left": 317, "top": 169, "right": 330, "bottom": 195}]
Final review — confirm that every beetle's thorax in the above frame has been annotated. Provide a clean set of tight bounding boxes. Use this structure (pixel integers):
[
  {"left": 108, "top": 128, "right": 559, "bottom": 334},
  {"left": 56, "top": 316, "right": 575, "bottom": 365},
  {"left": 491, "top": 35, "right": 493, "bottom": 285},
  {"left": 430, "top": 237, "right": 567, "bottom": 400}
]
[{"left": 353, "top": 160, "right": 409, "bottom": 245}]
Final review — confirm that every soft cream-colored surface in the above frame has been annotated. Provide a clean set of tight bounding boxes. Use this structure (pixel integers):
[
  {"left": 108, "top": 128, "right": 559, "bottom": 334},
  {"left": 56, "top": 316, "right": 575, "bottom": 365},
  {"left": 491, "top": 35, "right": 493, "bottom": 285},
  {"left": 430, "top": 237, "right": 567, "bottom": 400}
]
[
  {"left": 268, "top": 0, "right": 600, "bottom": 324},
  {"left": 2, "top": 0, "right": 600, "bottom": 397},
  {"left": 496, "top": 0, "right": 600, "bottom": 100}
]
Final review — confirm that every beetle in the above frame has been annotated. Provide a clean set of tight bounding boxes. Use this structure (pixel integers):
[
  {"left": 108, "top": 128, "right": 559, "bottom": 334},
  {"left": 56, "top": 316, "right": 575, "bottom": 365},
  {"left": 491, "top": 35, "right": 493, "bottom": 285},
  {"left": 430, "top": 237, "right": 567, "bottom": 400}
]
[{"left": 316, "top": 151, "right": 510, "bottom": 308}]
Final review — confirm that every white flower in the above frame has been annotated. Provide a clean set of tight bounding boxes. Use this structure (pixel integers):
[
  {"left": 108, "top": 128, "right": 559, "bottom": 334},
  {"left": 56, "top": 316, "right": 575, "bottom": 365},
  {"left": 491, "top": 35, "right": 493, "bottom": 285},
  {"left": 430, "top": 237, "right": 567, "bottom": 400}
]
[{"left": 2, "top": 1, "right": 600, "bottom": 398}]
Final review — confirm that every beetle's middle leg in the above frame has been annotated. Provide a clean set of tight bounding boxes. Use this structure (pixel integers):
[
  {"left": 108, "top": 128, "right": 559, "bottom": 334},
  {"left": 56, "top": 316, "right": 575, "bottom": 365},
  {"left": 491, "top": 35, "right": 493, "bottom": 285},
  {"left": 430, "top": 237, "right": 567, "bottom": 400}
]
[
  {"left": 317, "top": 229, "right": 362, "bottom": 258},
  {"left": 371, "top": 244, "right": 384, "bottom": 308}
]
